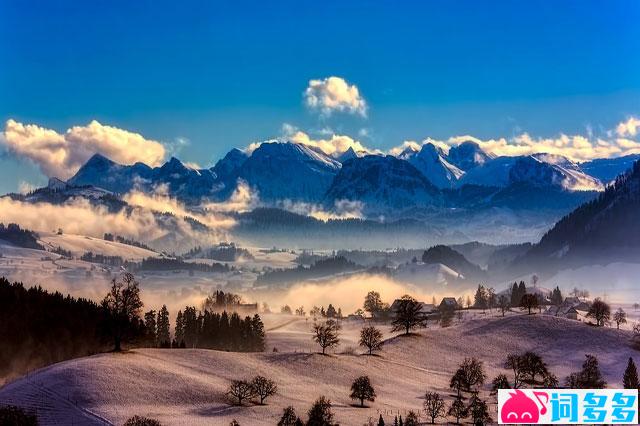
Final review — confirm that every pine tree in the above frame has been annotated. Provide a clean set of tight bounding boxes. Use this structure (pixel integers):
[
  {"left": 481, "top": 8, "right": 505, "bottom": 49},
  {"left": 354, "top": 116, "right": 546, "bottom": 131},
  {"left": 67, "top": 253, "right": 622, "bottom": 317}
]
[
  {"left": 377, "top": 414, "right": 385, "bottom": 426},
  {"left": 156, "top": 305, "right": 170, "bottom": 347},
  {"left": 623, "top": 357, "right": 639, "bottom": 389},
  {"left": 175, "top": 310, "right": 184, "bottom": 346},
  {"left": 144, "top": 310, "right": 157, "bottom": 347}
]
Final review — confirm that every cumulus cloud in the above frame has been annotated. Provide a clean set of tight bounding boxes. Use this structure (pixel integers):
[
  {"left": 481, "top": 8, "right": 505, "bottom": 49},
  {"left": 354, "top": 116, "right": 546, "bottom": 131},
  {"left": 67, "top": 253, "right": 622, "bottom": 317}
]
[
  {"left": 2, "top": 119, "right": 166, "bottom": 179},
  {"left": 388, "top": 139, "right": 451, "bottom": 157},
  {"left": 284, "top": 126, "right": 371, "bottom": 158},
  {"left": 616, "top": 117, "right": 640, "bottom": 137},
  {"left": 304, "top": 76, "right": 367, "bottom": 117},
  {"left": 123, "top": 184, "right": 236, "bottom": 230},
  {"left": 0, "top": 197, "right": 167, "bottom": 241},
  {"left": 202, "top": 180, "right": 260, "bottom": 213},
  {"left": 388, "top": 117, "right": 640, "bottom": 162}
]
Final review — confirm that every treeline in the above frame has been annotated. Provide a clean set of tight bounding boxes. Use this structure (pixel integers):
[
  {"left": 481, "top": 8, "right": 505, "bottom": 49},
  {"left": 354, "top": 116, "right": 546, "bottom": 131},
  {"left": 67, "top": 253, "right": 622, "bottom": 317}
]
[
  {"left": 103, "top": 233, "right": 154, "bottom": 251},
  {"left": 0, "top": 223, "right": 44, "bottom": 250},
  {"left": 79, "top": 253, "right": 233, "bottom": 273},
  {"left": 0, "top": 277, "right": 144, "bottom": 381},
  {"left": 256, "top": 256, "right": 360, "bottom": 285},
  {"left": 184, "top": 243, "right": 254, "bottom": 262},
  {"left": 171, "top": 308, "right": 265, "bottom": 351}
]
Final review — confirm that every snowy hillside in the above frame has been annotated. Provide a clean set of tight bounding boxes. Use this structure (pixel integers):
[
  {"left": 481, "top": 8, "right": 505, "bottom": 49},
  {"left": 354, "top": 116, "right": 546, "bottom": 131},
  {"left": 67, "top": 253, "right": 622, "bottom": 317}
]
[{"left": 1, "top": 314, "right": 635, "bottom": 426}]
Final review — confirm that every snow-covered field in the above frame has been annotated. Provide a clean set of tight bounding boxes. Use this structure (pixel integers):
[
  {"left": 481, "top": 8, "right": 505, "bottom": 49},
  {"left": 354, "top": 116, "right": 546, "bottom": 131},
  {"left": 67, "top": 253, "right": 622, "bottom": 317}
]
[{"left": 1, "top": 313, "right": 636, "bottom": 426}]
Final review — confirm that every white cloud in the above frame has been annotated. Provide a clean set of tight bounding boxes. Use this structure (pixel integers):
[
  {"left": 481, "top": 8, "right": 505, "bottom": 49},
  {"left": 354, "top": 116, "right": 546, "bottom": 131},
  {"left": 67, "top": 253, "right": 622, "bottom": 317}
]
[
  {"left": 616, "top": 117, "right": 640, "bottom": 137},
  {"left": 286, "top": 129, "right": 371, "bottom": 158},
  {"left": 277, "top": 198, "right": 364, "bottom": 221},
  {"left": 304, "top": 76, "right": 367, "bottom": 117},
  {"left": 388, "top": 117, "right": 640, "bottom": 162},
  {"left": 2, "top": 119, "right": 166, "bottom": 179}
]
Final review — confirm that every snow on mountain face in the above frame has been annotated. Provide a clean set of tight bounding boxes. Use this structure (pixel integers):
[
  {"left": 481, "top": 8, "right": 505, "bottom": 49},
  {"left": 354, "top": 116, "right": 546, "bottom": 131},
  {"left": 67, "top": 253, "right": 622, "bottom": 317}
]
[
  {"left": 406, "top": 143, "right": 465, "bottom": 189},
  {"left": 211, "top": 148, "right": 248, "bottom": 179},
  {"left": 457, "top": 156, "right": 517, "bottom": 187},
  {"left": 458, "top": 154, "right": 603, "bottom": 191},
  {"left": 68, "top": 153, "right": 153, "bottom": 193},
  {"left": 236, "top": 141, "right": 341, "bottom": 202},
  {"left": 447, "top": 141, "right": 494, "bottom": 171},
  {"left": 67, "top": 153, "right": 219, "bottom": 202},
  {"left": 580, "top": 154, "right": 640, "bottom": 184},
  {"left": 509, "top": 154, "right": 603, "bottom": 191},
  {"left": 324, "top": 155, "right": 440, "bottom": 213}
]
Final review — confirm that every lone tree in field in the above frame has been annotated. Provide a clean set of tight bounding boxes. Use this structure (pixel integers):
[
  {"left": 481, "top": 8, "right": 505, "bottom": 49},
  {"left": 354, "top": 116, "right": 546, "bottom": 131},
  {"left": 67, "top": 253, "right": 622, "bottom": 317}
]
[
  {"left": 252, "top": 375, "right": 277, "bottom": 404},
  {"left": 504, "top": 353, "right": 523, "bottom": 388},
  {"left": 312, "top": 320, "right": 340, "bottom": 355},
  {"left": 623, "top": 357, "right": 639, "bottom": 389},
  {"left": 520, "top": 293, "right": 538, "bottom": 315},
  {"left": 391, "top": 295, "right": 427, "bottom": 335},
  {"left": 566, "top": 354, "right": 606, "bottom": 389},
  {"left": 227, "top": 380, "right": 255, "bottom": 406},
  {"left": 498, "top": 295, "right": 510, "bottom": 317},
  {"left": 307, "top": 396, "right": 335, "bottom": 426},
  {"left": 423, "top": 391, "right": 445, "bottom": 424},
  {"left": 278, "top": 406, "right": 303, "bottom": 426},
  {"left": 614, "top": 308, "right": 627, "bottom": 329},
  {"left": 350, "top": 376, "right": 376, "bottom": 407},
  {"left": 587, "top": 298, "right": 611, "bottom": 327},
  {"left": 448, "top": 395, "right": 468, "bottom": 424},
  {"left": 102, "top": 272, "right": 143, "bottom": 351},
  {"left": 455, "top": 357, "right": 486, "bottom": 394},
  {"left": 519, "top": 351, "right": 549, "bottom": 385},
  {"left": 359, "top": 326, "right": 384, "bottom": 355}
]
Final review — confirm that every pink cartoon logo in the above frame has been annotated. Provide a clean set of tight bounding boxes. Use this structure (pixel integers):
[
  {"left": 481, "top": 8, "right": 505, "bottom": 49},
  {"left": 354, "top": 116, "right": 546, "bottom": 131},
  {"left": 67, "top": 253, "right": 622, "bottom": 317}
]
[{"left": 501, "top": 390, "right": 548, "bottom": 423}]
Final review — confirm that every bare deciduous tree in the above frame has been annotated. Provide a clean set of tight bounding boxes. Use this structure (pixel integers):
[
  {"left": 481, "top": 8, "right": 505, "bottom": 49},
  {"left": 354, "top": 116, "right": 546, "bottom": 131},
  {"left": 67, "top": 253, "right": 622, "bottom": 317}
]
[
  {"left": 101, "top": 272, "right": 143, "bottom": 352},
  {"left": 391, "top": 295, "right": 427, "bottom": 335},
  {"left": 587, "top": 298, "right": 611, "bottom": 327},
  {"left": 227, "top": 380, "right": 255, "bottom": 406},
  {"left": 359, "top": 326, "right": 383, "bottom": 355},
  {"left": 312, "top": 320, "right": 340, "bottom": 355},
  {"left": 423, "top": 391, "right": 445, "bottom": 424},
  {"left": 252, "top": 376, "right": 277, "bottom": 404},
  {"left": 350, "top": 376, "right": 376, "bottom": 407}
]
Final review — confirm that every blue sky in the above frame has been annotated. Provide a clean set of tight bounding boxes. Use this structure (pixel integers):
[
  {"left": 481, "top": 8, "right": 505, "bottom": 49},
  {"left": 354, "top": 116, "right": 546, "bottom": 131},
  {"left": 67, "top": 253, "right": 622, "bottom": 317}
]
[{"left": 1, "top": 0, "right": 639, "bottom": 192}]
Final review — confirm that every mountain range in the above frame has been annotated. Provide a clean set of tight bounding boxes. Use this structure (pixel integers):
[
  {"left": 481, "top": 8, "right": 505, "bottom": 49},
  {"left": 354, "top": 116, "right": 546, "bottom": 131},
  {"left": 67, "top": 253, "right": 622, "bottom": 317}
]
[{"left": 7, "top": 139, "right": 639, "bottom": 222}]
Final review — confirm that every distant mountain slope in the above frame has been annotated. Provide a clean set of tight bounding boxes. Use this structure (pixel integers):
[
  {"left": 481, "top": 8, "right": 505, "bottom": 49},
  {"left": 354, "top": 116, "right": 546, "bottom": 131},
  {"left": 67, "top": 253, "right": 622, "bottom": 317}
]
[
  {"left": 236, "top": 141, "right": 341, "bottom": 202},
  {"left": 421, "top": 245, "right": 486, "bottom": 281},
  {"left": 68, "top": 154, "right": 219, "bottom": 203},
  {"left": 447, "top": 140, "right": 494, "bottom": 171},
  {"left": 580, "top": 154, "right": 640, "bottom": 184},
  {"left": 324, "top": 155, "right": 440, "bottom": 213},
  {"left": 513, "top": 160, "right": 640, "bottom": 271}
]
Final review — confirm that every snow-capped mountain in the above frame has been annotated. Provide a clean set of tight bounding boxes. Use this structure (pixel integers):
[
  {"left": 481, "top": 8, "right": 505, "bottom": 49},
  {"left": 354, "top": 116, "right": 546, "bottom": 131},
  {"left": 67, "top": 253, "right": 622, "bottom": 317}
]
[
  {"left": 456, "top": 156, "right": 517, "bottom": 187},
  {"left": 324, "top": 155, "right": 440, "bottom": 213},
  {"left": 508, "top": 154, "right": 603, "bottom": 191},
  {"left": 457, "top": 153, "right": 602, "bottom": 191},
  {"left": 405, "top": 143, "right": 465, "bottom": 189},
  {"left": 234, "top": 141, "right": 341, "bottom": 202},
  {"left": 580, "top": 154, "right": 640, "bottom": 184},
  {"left": 67, "top": 153, "right": 219, "bottom": 202},
  {"left": 211, "top": 148, "right": 248, "bottom": 179},
  {"left": 446, "top": 140, "right": 494, "bottom": 171}
]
